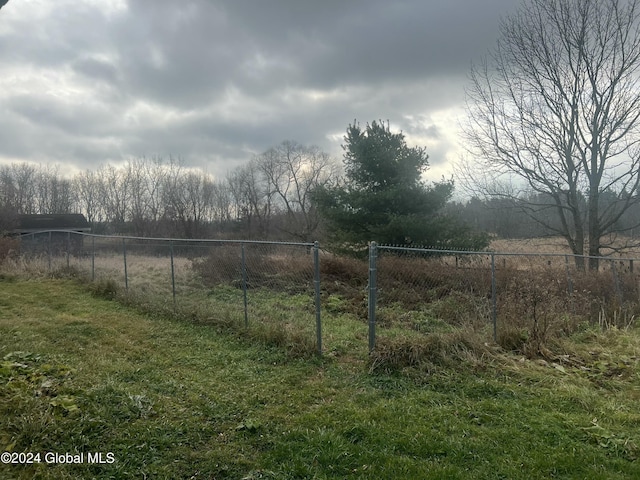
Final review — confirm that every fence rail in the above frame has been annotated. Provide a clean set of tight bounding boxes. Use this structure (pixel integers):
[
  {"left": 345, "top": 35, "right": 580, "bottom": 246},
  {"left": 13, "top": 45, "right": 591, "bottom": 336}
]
[{"left": 12, "top": 231, "right": 640, "bottom": 357}]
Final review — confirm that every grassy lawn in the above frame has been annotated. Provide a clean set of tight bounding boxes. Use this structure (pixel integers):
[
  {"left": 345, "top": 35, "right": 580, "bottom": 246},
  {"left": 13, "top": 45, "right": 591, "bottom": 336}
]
[{"left": 1, "top": 277, "right": 640, "bottom": 479}]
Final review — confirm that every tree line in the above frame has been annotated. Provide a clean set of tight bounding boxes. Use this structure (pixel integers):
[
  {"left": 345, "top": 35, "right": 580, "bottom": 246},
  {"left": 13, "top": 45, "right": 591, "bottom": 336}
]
[
  {"left": 447, "top": 192, "right": 640, "bottom": 245},
  {"left": 0, "top": 122, "right": 488, "bottom": 251},
  {"left": 0, "top": 141, "right": 337, "bottom": 241}
]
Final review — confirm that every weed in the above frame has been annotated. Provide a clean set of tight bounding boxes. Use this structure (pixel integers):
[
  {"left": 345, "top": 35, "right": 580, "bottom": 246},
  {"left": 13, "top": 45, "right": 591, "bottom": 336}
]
[
  {"left": 598, "top": 305, "right": 638, "bottom": 331},
  {"left": 497, "top": 327, "right": 529, "bottom": 353},
  {"left": 87, "top": 278, "right": 119, "bottom": 300},
  {"left": 192, "top": 244, "right": 315, "bottom": 294},
  {"left": 0, "top": 271, "right": 17, "bottom": 282},
  {"left": 244, "top": 321, "right": 317, "bottom": 359},
  {"left": 369, "top": 331, "right": 490, "bottom": 374},
  {"left": 50, "top": 264, "right": 86, "bottom": 280},
  {"left": 582, "top": 419, "right": 638, "bottom": 461}
]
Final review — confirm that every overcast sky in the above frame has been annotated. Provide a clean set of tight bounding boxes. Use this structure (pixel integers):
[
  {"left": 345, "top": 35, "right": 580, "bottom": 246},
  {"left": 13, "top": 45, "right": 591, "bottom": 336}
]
[{"left": 0, "top": 0, "right": 518, "bottom": 180}]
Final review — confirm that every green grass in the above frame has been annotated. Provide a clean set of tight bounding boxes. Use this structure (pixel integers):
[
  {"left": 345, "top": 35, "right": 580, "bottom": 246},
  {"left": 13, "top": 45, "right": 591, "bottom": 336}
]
[{"left": 2, "top": 277, "right": 640, "bottom": 479}]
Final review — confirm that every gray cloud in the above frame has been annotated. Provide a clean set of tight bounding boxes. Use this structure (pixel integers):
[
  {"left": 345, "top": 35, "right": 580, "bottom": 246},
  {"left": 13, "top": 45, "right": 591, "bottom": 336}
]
[{"left": 0, "top": 0, "right": 518, "bottom": 179}]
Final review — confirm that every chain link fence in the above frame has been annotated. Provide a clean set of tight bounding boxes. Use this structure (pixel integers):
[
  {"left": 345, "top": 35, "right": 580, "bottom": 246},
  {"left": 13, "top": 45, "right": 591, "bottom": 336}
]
[
  {"left": 17, "top": 231, "right": 322, "bottom": 355},
  {"left": 11, "top": 232, "right": 640, "bottom": 358},
  {"left": 368, "top": 243, "right": 640, "bottom": 355}
]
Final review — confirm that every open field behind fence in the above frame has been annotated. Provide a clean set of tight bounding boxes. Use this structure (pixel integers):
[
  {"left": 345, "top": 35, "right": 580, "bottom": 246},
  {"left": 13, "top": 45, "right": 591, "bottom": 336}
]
[
  {"left": 14, "top": 232, "right": 323, "bottom": 357},
  {"left": 7, "top": 231, "right": 640, "bottom": 358}
]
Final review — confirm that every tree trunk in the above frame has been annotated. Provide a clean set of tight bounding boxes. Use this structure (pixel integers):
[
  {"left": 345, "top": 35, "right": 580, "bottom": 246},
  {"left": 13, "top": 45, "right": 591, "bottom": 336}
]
[
  {"left": 588, "top": 190, "right": 600, "bottom": 271},
  {"left": 573, "top": 228, "right": 586, "bottom": 271},
  {"left": 569, "top": 190, "right": 586, "bottom": 271}
]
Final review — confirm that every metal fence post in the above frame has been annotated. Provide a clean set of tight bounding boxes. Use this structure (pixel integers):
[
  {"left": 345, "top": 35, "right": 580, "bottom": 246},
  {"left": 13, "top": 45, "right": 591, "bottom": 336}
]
[
  {"left": 91, "top": 235, "right": 95, "bottom": 281},
  {"left": 48, "top": 231, "right": 52, "bottom": 271},
  {"left": 66, "top": 231, "right": 70, "bottom": 268},
  {"left": 170, "top": 241, "right": 176, "bottom": 311},
  {"left": 122, "top": 237, "right": 128, "bottom": 290},
  {"left": 241, "top": 243, "right": 249, "bottom": 328},
  {"left": 368, "top": 241, "right": 378, "bottom": 353},
  {"left": 313, "top": 241, "right": 322, "bottom": 356},
  {"left": 491, "top": 253, "right": 497, "bottom": 342}
]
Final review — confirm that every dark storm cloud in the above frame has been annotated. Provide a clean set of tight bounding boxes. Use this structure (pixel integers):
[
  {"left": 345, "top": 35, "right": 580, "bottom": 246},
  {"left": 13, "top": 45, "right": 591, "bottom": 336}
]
[
  {"left": 0, "top": 0, "right": 518, "bottom": 178},
  {"left": 217, "top": 0, "right": 513, "bottom": 90}
]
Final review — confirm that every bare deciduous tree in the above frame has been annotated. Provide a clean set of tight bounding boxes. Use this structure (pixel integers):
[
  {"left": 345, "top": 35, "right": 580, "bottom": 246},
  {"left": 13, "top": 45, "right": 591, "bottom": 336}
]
[
  {"left": 463, "top": 0, "right": 640, "bottom": 269},
  {"left": 0, "top": 145, "right": 337, "bottom": 239},
  {"left": 74, "top": 169, "right": 103, "bottom": 224},
  {"left": 210, "top": 180, "right": 232, "bottom": 225},
  {"left": 124, "top": 157, "right": 170, "bottom": 236},
  {"left": 142, "top": 156, "right": 169, "bottom": 233},
  {"left": 257, "top": 141, "right": 337, "bottom": 242},
  {"left": 227, "top": 161, "right": 274, "bottom": 238},
  {"left": 10, "top": 163, "right": 38, "bottom": 214},
  {"left": 35, "top": 165, "right": 74, "bottom": 215},
  {"left": 97, "top": 164, "right": 130, "bottom": 227},
  {"left": 0, "top": 163, "right": 38, "bottom": 214},
  {"left": 159, "top": 158, "right": 216, "bottom": 238}
]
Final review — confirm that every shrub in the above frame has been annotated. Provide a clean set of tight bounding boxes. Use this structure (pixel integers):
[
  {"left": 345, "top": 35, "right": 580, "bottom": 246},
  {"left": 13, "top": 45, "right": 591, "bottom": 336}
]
[
  {"left": 191, "top": 244, "right": 314, "bottom": 293},
  {"left": 0, "top": 236, "right": 20, "bottom": 264},
  {"left": 88, "top": 278, "right": 119, "bottom": 300}
]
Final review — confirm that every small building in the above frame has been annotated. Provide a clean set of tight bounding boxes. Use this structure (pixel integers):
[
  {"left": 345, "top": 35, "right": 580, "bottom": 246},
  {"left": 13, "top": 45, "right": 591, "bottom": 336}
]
[
  {"left": 15, "top": 214, "right": 91, "bottom": 235},
  {"left": 15, "top": 214, "right": 91, "bottom": 255}
]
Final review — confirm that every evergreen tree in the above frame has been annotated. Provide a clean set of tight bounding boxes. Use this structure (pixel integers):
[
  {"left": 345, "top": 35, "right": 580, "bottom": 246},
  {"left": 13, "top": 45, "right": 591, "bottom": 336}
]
[{"left": 313, "top": 120, "right": 487, "bottom": 252}]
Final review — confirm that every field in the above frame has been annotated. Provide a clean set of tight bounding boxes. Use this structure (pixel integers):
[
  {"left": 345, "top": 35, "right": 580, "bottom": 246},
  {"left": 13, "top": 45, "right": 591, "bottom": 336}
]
[
  {"left": 2, "top": 241, "right": 640, "bottom": 478},
  {"left": 1, "top": 277, "right": 640, "bottom": 479}
]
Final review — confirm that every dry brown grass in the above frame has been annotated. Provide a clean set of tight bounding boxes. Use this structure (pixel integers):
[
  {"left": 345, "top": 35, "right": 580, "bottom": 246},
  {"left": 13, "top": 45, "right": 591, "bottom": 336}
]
[
  {"left": 0, "top": 236, "right": 20, "bottom": 264},
  {"left": 491, "top": 235, "right": 640, "bottom": 258},
  {"left": 369, "top": 330, "right": 492, "bottom": 374},
  {"left": 226, "top": 247, "right": 636, "bottom": 360},
  {"left": 369, "top": 247, "right": 640, "bottom": 361},
  {"left": 490, "top": 236, "right": 572, "bottom": 254},
  {"left": 192, "top": 244, "right": 316, "bottom": 294},
  {"left": 7, "top": 240, "right": 640, "bottom": 367}
]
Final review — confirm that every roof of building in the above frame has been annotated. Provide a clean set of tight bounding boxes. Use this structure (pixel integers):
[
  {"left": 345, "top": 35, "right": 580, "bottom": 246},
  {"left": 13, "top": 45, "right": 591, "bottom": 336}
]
[{"left": 16, "top": 214, "right": 91, "bottom": 233}]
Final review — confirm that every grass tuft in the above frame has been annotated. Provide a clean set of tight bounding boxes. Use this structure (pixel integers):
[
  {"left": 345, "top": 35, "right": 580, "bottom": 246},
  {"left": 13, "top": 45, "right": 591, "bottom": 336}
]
[
  {"left": 369, "top": 330, "right": 491, "bottom": 374},
  {"left": 87, "top": 277, "right": 119, "bottom": 300}
]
